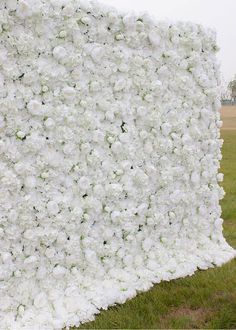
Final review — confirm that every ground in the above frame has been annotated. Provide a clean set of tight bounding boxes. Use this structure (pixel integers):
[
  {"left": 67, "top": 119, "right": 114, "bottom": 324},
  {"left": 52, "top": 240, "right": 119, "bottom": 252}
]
[
  {"left": 75, "top": 106, "right": 236, "bottom": 329},
  {"left": 221, "top": 105, "right": 236, "bottom": 130}
]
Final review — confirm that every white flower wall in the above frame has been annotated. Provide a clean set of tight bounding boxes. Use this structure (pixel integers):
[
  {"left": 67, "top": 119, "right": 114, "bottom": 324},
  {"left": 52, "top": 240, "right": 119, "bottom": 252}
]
[{"left": 0, "top": 0, "right": 235, "bottom": 329}]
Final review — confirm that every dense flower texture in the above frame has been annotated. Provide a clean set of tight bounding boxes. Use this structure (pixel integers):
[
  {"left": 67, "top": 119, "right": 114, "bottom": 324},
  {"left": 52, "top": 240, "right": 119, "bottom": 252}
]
[{"left": 0, "top": 0, "right": 235, "bottom": 329}]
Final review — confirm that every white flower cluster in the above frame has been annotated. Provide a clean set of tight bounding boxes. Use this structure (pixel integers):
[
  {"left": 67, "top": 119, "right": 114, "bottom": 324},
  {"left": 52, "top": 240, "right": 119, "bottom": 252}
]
[{"left": 0, "top": 0, "right": 235, "bottom": 329}]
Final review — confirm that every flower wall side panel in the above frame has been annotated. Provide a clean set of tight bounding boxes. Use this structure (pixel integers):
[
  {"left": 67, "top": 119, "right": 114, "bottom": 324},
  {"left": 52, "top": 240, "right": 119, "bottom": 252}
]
[{"left": 0, "top": 0, "right": 235, "bottom": 329}]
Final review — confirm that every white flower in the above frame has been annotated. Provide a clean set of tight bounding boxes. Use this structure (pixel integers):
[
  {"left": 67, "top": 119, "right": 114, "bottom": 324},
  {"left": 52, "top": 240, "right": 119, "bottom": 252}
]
[
  {"left": 133, "top": 169, "right": 149, "bottom": 186},
  {"left": 170, "top": 190, "right": 182, "bottom": 203},
  {"left": 24, "top": 176, "right": 36, "bottom": 188},
  {"left": 111, "top": 210, "right": 121, "bottom": 222},
  {"left": 52, "top": 46, "right": 67, "bottom": 61},
  {"left": 24, "top": 256, "right": 38, "bottom": 265},
  {"left": 44, "top": 118, "right": 55, "bottom": 129},
  {"left": 40, "top": 171, "right": 49, "bottom": 179},
  {"left": 16, "top": 130, "right": 26, "bottom": 139},
  {"left": 47, "top": 201, "right": 59, "bottom": 215},
  {"left": 115, "top": 33, "right": 125, "bottom": 41},
  {"left": 34, "top": 292, "right": 48, "bottom": 308},
  {"left": 146, "top": 217, "right": 155, "bottom": 226},
  {"left": 144, "top": 94, "right": 153, "bottom": 103},
  {"left": 142, "top": 238, "right": 153, "bottom": 252},
  {"left": 71, "top": 207, "right": 83, "bottom": 218},
  {"left": 23, "top": 229, "right": 36, "bottom": 240},
  {"left": 1, "top": 252, "right": 11, "bottom": 263},
  {"left": 161, "top": 123, "right": 172, "bottom": 136},
  {"left": 137, "top": 106, "right": 148, "bottom": 116},
  {"left": 152, "top": 80, "right": 162, "bottom": 90},
  {"left": 90, "top": 46, "right": 104, "bottom": 63},
  {"left": 59, "top": 30, "right": 67, "bottom": 38},
  {"left": 27, "top": 99, "right": 44, "bottom": 116},
  {"left": 53, "top": 265, "right": 67, "bottom": 278},
  {"left": 45, "top": 247, "right": 56, "bottom": 259},
  {"left": 217, "top": 173, "right": 224, "bottom": 182},
  {"left": 78, "top": 176, "right": 90, "bottom": 190},
  {"left": 0, "top": 115, "right": 5, "bottom": 129},
  {"left": 123, "top": 14, "right": 135, "bottom": 30},
  {"left": 191, "top": 171, "right": 200, "bottom": 184},
  {"left": 16, "top": 0, "right": 31, "bottom": 19},
  {"left": 148, "top": 30, "right": 161, "bottom": 46},
  {"left": 80, "top": 99, "right": 88, "bottom": 108},
  {"left": 90, "top": 81, "right": 100, "bottom": 92},
  {"left": 80, "top": 16, "right": 91, "bottom": 25},
  {"left": 93, "top": 184, "right": 105, "bottom": 197},
  {"left": 198, "top": 205, "right": 207, "bottom": 216},
  {"left": 41, "top": 85, "right": 49, "bottom": 92},
  {"left": 114, "top": 79, "right": 126, "bottom": 92},
  {"left": 111, "top": 141, "right": 123, "bottom": 154},
  {"left": 62, "top": 86, "right": 76, "bottom": 100}
]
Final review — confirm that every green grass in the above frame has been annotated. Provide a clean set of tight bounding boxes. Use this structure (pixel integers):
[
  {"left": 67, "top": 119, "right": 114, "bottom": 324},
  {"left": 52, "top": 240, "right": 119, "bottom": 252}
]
[{"left": 76, "top": 130, "right": 236, "bottom": 330}]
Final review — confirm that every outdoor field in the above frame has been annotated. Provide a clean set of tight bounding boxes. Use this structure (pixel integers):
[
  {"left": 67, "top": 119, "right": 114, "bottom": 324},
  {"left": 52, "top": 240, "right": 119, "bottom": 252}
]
[{"left": 77, "top": 106, "right": 236, "bottom": 330}]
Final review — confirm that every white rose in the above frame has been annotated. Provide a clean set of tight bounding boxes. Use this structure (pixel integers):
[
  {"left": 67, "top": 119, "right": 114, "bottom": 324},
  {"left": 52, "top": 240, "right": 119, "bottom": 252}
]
[
  {"left": 47, "top": 201, "right": 59, "bottom": 215},
  {"left": 90, "top": 46, "right": 104, "bottom": 63},
  {"left": 90, "top": 81, "right": 100, "bottom": 92},
  {"left": 148, "top": 30, "right": 161, "bottom": 46},
  {"left": 53, "top": 46, "right": 67, "bottom": 61},
  {"left": 34, "top": 292, "right": 48, "bottom": 308},
  {"left": 62, "top": 86, "right": 76, "bottom": 100},
  {"left": 114, "top": 79, "right": 126, "bottom": 92},
  {"left": 24, "top": 176, "right": 36, "bottom": 188},
  {"left": 44, "top": 118, "right": 55, "bottom": 129},
  {"left": 27, "top": 100, "right": 44, "bottom": 116},
  {"left": 53, "top": 265, "right": 67, "bottom": 278},
  {"left": 161, "top": 123, "right": 172, "bottom": 136},
  {"left": 78, "top": 176, "right": 90, "bottom": 190},
  {"left": 191, "top": 171, "right": 200, "bottom": 184},
  {"left": 24, "top": 256, "right": 38, "bottom": 265}
]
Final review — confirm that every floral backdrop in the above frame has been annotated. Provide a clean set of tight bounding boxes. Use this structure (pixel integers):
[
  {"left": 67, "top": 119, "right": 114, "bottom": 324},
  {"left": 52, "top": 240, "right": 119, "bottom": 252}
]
[{"left": 0, "top": 0, "right": 235, "bottom": 329}]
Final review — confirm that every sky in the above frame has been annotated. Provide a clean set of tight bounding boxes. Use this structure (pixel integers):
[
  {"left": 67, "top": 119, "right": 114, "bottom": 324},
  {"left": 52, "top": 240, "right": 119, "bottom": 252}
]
[{"left": 100, "top": 0, "right": 236, "bottom": 84}]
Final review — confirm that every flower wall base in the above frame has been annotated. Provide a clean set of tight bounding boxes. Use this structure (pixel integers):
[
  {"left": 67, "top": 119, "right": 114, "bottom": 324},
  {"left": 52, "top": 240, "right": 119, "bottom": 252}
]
[{"left": 0, "top": 0, "right": 235, "bottom": 329}]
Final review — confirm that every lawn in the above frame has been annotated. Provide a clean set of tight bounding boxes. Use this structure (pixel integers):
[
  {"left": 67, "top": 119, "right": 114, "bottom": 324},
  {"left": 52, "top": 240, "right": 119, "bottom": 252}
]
[{"left": 76, "top": 129, "right": 236, "bottom": 330}]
